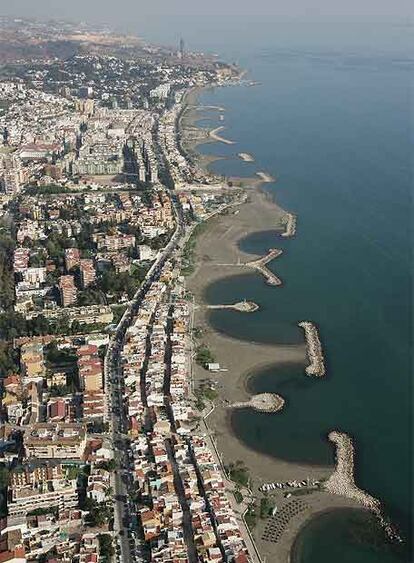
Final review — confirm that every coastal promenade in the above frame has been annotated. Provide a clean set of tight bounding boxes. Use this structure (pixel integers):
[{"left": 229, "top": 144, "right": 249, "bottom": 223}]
[{"left": 198, "top": 408, "right": 263, "bottom": 563}]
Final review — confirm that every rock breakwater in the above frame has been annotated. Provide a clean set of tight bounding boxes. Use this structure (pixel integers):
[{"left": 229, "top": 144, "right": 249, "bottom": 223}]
[
  {"left": 281, "top": 213, "right": 297, "bottom": 238},
  {"left": 298, "top": 321, "right": 325, "bottom": 377},
  {"left": 238, "top": 152, "right": 255, "bottom": 162},
  {"left": 325, "top": 431, "right": 402, "bottom": 543},
  {"left": 229, "top": 393, "right": 285, "bottom": 413}
]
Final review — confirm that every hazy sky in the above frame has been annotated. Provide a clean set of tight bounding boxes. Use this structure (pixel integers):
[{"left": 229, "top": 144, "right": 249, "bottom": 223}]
[
  {"left": 1, "top": 0, "right": 411, "bottom": 56},
  {"left": 1, "top": 0, "right": 411, "bottom": 22}
]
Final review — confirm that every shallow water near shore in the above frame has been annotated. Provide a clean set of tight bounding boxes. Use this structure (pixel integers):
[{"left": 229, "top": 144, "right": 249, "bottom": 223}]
[
  {"left": 194, "top": 40, "right": 412, "bottom": 562},
  {"left": 291, "top": 509, "right": 406, "bottom": 563},
  {"left": 231, "top": 362, "right": 334, "bottom": 465}
]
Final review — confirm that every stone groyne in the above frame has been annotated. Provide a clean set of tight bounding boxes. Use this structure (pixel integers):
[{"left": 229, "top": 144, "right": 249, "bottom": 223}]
[
  {"left": 247, "top": 248, "right": 283, "bottom": 286},
  {"left": 238, "top": 152, "right": 255, "bottom": 162},
  {"left": 209, "top": 125, "right": 235, "bottom": 145},
  {"left": 217, "top": 248, "right": 283, "bottom": 286},
  {"left": 256, "top": 171, "right": 275, "bottom": 183},
  {"left": 298, "top": 321, "right": 325, "bottom": 377},
  {"left": 324, "top": 431, "right": 380, "bottom": 510},
  {"left": 281, "top": 213, "right": 297, "bottom": 238},
  {"left": 229, "top": 393, "right": 285, "bottom": 413},
  {"left": 206, "top": 301, "right": 259, "bottom": 313},
  {"left": 325, "top": 431, "right": 402, "bottom": 543}
]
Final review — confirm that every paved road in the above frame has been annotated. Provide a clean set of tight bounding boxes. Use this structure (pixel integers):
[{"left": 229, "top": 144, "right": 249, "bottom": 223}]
[
  {"left": 103, "top": 191, "right": 185, "bottom": 562},
  {"left": 165, "top": 439, "right": 198, "bottom": 563},
  {"left": 102, "top": 174, "right": 245, "bottom": 562}
]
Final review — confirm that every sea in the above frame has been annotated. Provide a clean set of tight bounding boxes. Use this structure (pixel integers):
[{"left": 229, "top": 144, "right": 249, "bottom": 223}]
[{"left": 137, "top": 17, "right": 413, "bottom": 563}]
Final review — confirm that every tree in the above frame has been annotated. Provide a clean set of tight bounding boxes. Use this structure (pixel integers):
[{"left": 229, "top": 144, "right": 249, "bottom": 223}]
[
  {"left": 77, "top": 288, "right": 106, "bottom": 306},
  {"left": 227, "top": 460, "right": 249, "bottom": 487},
  {"left": 29, "top": 315, "right": 51, "bottom": 336},
  {"left": 245, "top": 504, "right": 257, "bottom": 529},
  {"left": 96, "top": 459, "right": 117, "bottom": 472},
  {"left": 0, "top": 466, "right": 9, "bottom": 489},
  {"left": 29, "top": 251, "right": 46, "bottom": 268},
  {"left": 0, "top": 222, "right": 16, "bottom": 311},
  {"left": 0, "top": 312, "right": 27, "bottom": 340},
  {"left": 98, "top": 534, "right": 114, "bottom": 561},
  {"left": 84, "top": 498, "right": 113, "bottom": 527},
  {"left": 51, "top": 313, "right": 71, "bottom": 336},
  {"left": 0, "top": 341, "right": 18, "bottom": 375},
  {"left": 195, "top": 344, "right": 215, "bottom": 368},
  {"left": 87, "top": 420, "right": 109, "bottom": 434},
  {"left": 71, "top": 320, "right": 81, "bottom": 334},
  {"left": 24, "top": 184, "right": 69, "bottom": 195},
  {"left": 105, "top": 486, "right": 114, "bottom": 500},
  {"left": 49, "top": 385, "right": 71, "bottom": 397}
]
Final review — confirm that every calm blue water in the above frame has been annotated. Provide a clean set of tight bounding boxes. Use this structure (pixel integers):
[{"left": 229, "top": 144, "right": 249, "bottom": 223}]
[
  {"left": 195, "top": 37, "right": 412, "bottom": 563},
  {"left": 137, "top": 18, "right": 412, "bottom": 562}
]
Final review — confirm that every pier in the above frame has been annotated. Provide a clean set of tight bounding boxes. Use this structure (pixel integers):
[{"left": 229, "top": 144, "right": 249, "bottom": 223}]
[
  {"left": 209, "top": 126, "right": 235, "bottom": 145},
  {"left": 187, "top": 104, "right": 226, "bottom": 112},
  {"left": 217, "top": 248, "right": 283, "bottom": 286},
  {"left": 281, "top": 213, "right": 297, "bottom": 238},
  {"left": 229, "top": 393, "right": 285, "bottom": 413},
  {"left": 206, "top": 301, "right": 259, "bottom": 313},
  {"left": 299, "top": 321, "right": 325, "bottom": 377},
  {"left": 247, "top": 249, "right": 283, "bottom": 286}
]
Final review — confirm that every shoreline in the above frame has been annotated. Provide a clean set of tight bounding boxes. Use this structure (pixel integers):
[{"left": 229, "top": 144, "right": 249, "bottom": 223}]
[
  {"left": 185, "top": 185, "right": 369, "bottom": 562},
  {"left": 209, "top": 125, "right": 236, "bottom": 145},
  {"left": 180, "top": 86, "right": 276, "bottom": 188},
  {"left": 179, "top": 84, "right": 392, "bottom": 562},
  {"left": 289, "top": 506, "right": 374, "bottom": 563}
]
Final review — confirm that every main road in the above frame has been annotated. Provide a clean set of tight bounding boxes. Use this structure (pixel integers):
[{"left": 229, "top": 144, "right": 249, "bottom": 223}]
[
  {"left": 103, "top": 190, "right": 185, "bottom": 562},
  {"left": 103, "top": 143, "right": 244, "bottom": 560}
]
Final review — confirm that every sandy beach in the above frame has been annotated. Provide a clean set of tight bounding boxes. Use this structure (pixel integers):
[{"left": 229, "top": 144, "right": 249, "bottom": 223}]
[
  {"left": 178, "top": 88, "right": 369, "bottom": 562},
  {"left": 179, "top": 87, "right": 225, "bottom": 170},
  {"left": 180, "top": 102, "right": 368, "bottom": 563},
  {"left": 185, "top": 180, "right": 364, "bottom": 562}
]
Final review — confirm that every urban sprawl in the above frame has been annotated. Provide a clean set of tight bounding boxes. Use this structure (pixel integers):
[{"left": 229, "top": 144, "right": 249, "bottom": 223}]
[{"left": 0, "top": 17, "right": 250, "bottom": 563}]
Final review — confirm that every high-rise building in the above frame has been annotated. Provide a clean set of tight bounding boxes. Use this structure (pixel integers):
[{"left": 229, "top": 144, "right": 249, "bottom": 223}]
[
  {"left": 79, "top": 259, "right": 96, "bottom": 288},
  {"left": 179, "top": 38, "right": 185, "bottom": 59},
  {"left": 65, "top": 248, "right": 80, "bottom": 272},
  {"left": 59, "top": 275, "right": 77, "bottom": 307},
  {"left": 77, "top": 345, "right": 103, "bottom": 392},
  {"left": 0, "top": 154, "right": 26, "bottom": 194}
]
